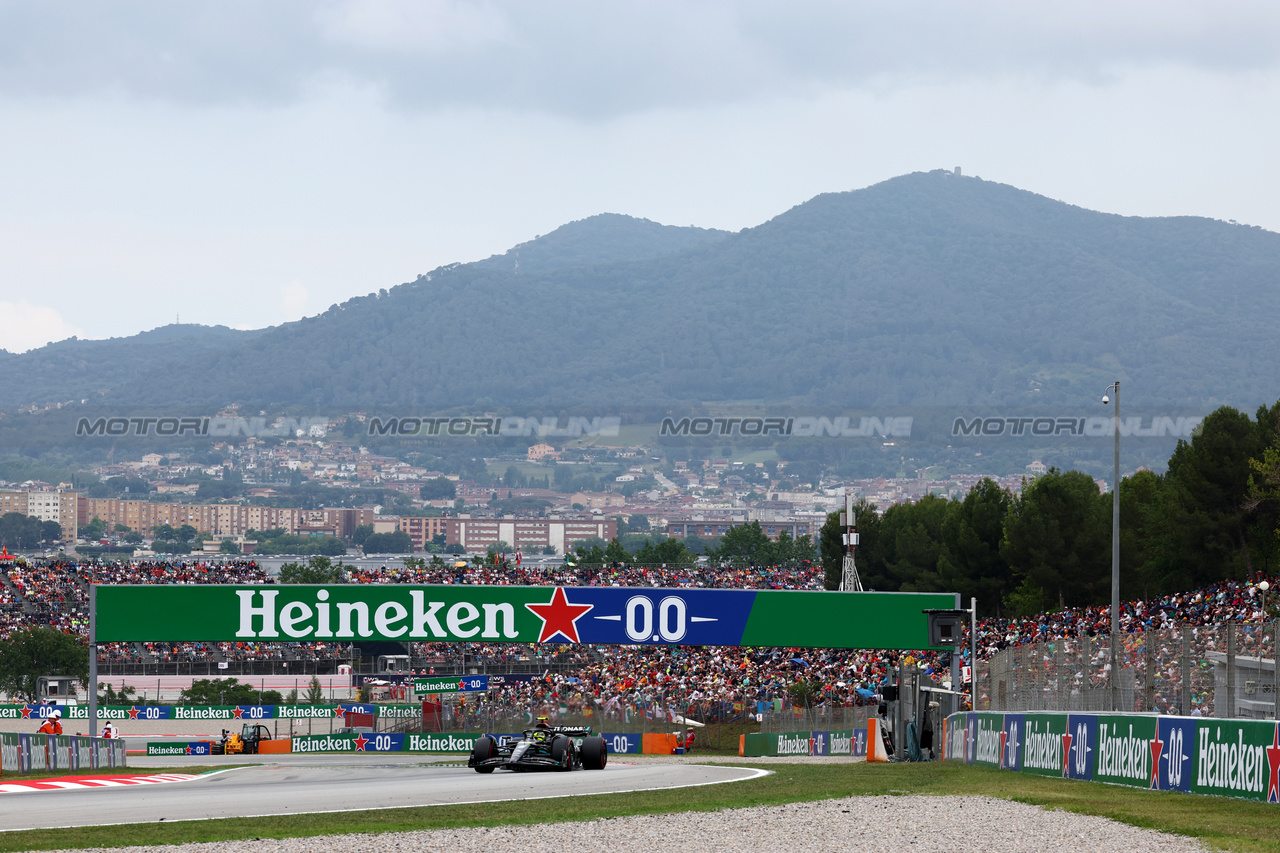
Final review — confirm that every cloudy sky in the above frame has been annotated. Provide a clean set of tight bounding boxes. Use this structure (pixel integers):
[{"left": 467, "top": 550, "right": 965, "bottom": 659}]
[{"left": 2, "top": 1, "right": 1278, "bottom": 351}]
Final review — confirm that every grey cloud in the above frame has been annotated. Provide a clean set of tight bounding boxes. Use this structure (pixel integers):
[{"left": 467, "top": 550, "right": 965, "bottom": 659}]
[{"left": 1, "top": 1, "right": 1278, "bottom": 116}]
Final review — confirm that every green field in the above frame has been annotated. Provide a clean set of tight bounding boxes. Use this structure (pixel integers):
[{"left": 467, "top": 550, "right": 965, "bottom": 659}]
[{"left": 3, "top": 762, "right": 1278, "bottom": 852}]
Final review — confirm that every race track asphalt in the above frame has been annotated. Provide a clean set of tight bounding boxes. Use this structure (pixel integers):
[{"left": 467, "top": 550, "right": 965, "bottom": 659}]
[{"left": 0, "top": 755, "right": 767, "bottom": 831}]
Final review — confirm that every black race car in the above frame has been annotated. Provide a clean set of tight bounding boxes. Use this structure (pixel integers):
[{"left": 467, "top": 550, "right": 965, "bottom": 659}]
[{"left": 468, "top": 726, "right": 608, "bottom": 773}]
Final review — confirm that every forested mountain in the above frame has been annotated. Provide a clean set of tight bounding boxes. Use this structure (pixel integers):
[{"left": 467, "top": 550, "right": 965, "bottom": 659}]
[
  {"left": 4, "top": 171, "right": 1279, "bottom": 411},
  {"left": 0, "top": 324, "right": 264, "bottom": 407},
  {"left": 471, "top": 213, "right": 729, "bottom": 275}
]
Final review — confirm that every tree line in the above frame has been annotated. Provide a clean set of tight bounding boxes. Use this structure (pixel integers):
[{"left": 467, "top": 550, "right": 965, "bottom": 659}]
[{"left": 819, "top": 403, "right": 1280, "bottom": 616}]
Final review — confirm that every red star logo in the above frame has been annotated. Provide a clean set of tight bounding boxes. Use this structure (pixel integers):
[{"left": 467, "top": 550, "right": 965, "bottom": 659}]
[
  {"left": 334, "top": 706, "right": 345, "bottom": 717},
  {"left": 1061, "top": 732, "right": 1073, "bottom": 777},
  {"left": 185, "top": 745, "right": 194, "bottom": 755},
  {"left": 232, "top": 707, "right": 244, "bottom": 719},
  {"left": 524, "top": 587, "right": 593, "bottom": 643},
  {"left": 458, "top": 679, "right": 467, "bottom": 691},
  {"left": 1266, "top": 723, "right": 1280, "bottom": 804},
  {"left": 353, "top": 733, "right": 369, "bottom": 752},
  {"left": 128, "top": 706, "right": 140, "bottom": 719},
  {"left": 999, "top": 731, "right": 1008, "bottom": 767},
  {"left": 1149, "top": 732, "right": 1164, "bottom": 789},
  {"left": 20, "top": 706, "right": 32, "bottom": 719}
]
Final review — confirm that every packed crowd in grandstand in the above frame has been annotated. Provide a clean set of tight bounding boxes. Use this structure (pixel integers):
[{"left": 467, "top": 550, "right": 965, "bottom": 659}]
[{"left": 0, "top": 556, "right": 1274, "bottom": 718}]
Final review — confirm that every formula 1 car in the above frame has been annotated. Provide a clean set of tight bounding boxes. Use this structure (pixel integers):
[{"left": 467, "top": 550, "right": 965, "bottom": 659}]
[{"left": 468, "top": 727, "right": 608, "bottom": 773}]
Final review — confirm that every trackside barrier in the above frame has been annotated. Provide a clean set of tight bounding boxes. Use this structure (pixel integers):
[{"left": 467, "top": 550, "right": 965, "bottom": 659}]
[
  {"left": 943, "top": 711, "right": 1280, "bottom": 804},
  {"left": 0, "top": 703, "right": 409, "bottom": 722},
  {"left": 866, "top": 719, "right": 890, "bottom": 762},
  {"left": 740, "top": 729, "right": 868, "bottom": 758},
  {"left": 1, "top": 732, "right": 126, "bottom": 774}
]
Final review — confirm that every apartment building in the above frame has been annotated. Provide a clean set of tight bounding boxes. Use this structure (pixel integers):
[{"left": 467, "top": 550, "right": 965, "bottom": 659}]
[
  {"left": 0, "top": 489, "right": 79, "bottom": 539},
  {"left": 445, "top": 516, "right": 617, "bottom": 554},
  {"left": 77, "top": 497, "right": 373, "bottom": 539}
]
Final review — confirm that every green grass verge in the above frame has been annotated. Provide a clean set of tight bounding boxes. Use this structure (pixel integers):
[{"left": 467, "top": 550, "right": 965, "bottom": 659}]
[{"left": 2, "top": 762, "right": 1277, "bottom": 852}]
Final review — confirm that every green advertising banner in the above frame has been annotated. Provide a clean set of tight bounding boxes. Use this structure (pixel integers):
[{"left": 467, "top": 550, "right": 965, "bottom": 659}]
[
  {"left": 1193, "top": 719, "right": 1276, "bottom": 803},
  {"left": 1095, "top": 714, "right": 1160, "bottom": 789},
  {"left": 742, "top": 732, "right": 777, "bottom": 757},
  {"left": 972, "top": 712, "right": 1003, "bottom": 768},
  {"left": 946, "top": 712, "right": 1280, "bottom": 805},
  {"left": 94, "top": 585, "right": 958, "bottom": 649},
  {"left": 1021, "top": 713, "right": 1069, "bottom": 778}
]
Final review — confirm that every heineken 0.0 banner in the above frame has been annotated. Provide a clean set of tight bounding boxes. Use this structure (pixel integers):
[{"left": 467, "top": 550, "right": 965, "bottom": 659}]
[
  {"left": 94, "top": 585, "right": 958, "bottom": 649},
  {"left": 414, "top": 675, "right": 489, "bottom": 694},
  {"left": 2, "top": 703, "right": 418, "bottom": 721},
  {"left": 945, "top": 711, "right": 1280, "bottom": 804}
]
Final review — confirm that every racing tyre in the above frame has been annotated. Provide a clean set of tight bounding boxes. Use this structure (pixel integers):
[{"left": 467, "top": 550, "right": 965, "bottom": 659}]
[
  {"left": 580, "top": 736, "right": 608, "bottom": 770},
  {"left": 471, "top": 736, "right": 497, "bottom": 773},
  {"left": 550, "top": 735, "right": 572, "bottom": 771}
]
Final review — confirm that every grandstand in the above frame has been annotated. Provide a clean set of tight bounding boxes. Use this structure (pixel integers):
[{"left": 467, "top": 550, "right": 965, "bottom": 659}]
[{"left": 0, "top": 557, "right": 1274, "bottom": 723}]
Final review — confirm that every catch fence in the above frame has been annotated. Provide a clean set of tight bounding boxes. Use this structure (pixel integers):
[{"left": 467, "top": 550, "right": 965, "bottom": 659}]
[{"left": 978, "top": 619, "right": 1277, "bottom": 718}]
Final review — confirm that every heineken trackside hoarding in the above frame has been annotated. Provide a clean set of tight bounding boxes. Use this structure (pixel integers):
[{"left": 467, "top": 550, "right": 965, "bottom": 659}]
[
  {"left": 972, "top": 712, "right": 1003, "bottom": 768},
  {"left": 94, "top": 585, "right": 959, "bottom": 649},
  {"left": 1157, "top": 715, "right": 1197, "bottom": 793},
  {"left": 1095, "top": 715, "right": 1159, "bottom": 790},
  {"left": 943, "top": 712, "right": 1280, "bottom": 805},
  {"left": 414, "top": 675, "right": 489, "bottom": 694},
  {"left": 147, "top": 742, "right": 213, "bottom": 756},
  {"left": 1020, "top": 713, "right": 1069, "bottom": 778},
  {"left": 1001, "top": 713, "right": 1024, "bottom": 771},
  {"left": 1065, "top": 713, "right": 1099, "bottom": 782},
  {"left": 1194, "top": 719, "right": 1278, "bottom": 803},
  {"left": 0, "top": 703, "right": 417, "bottom": 721}
]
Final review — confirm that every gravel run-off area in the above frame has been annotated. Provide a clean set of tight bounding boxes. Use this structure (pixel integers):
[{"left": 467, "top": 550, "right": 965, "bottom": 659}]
[{"left": 40, "top": 793, "right": 1207, "bottom": 853}]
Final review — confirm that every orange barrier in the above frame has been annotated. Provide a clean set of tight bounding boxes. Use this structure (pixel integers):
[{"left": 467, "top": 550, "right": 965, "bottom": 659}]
[
  {"left": 257, "top": 738, "right": 292, "bottom": 754},
  {"left": 739, "top": 734, "right": 745, "bottom": 757},
  {"left": 865, "top": 718, "right": 890, "bottom": 762},
  {"left": 641, "top": 732, "right": 680, "bottom": 755}
]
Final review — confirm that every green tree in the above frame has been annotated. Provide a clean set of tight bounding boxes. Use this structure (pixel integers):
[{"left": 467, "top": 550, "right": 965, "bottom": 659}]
[
  {"left": 604, "top": 537, "right": 630, "bottom": 563},
  {"left": 352, "top": 524, "right": 374, "bottom": 546},
  {"left": 97, "top": 683, "right": 138, "bottom": 705},
  {"left": 1158, "top": 403, "right": 1280, "bottom": 586},
  {"left": 178, "top": 678, "right": 283, "bottom": 706},
  {"left": 714, "top": 521, "right": 771, "bottom": 564},
  {"left": 40, "top": 520, "right": 63, "bottom": 543},
  {"left": 652, "top": 538, "right": 694, "bottom": 565},
  {"left": 877, "top": 495, "right": 951, "bottom": 591},
  {"left": 936, "top": 479, "right": 1013, "bottom": 614},
  {"left": 82, "top": 515, "right": 107, "bottom": 540},
  {"left": 0, "top": 628, "right": 89, "bottom": 702},
  {"left": 1001, "top": 469, "right": 1109, "bottom": 610},
  {"left": 0, "top": 512, "right": 43, "bottom": 550},
  {"left": 278, "top": 556, "right": 346, "bottom": 584},
  {"left": 420, "top": 478, "right": 457, "bottom": 500},
  {"left": 219, "top": 538, "right": 241, "bottom": 554},
  {"left": 304, "top": 676, "right": 326, "bottom": 705}
]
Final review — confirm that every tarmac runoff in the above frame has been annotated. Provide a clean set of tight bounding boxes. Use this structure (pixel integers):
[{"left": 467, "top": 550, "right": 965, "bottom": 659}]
[{"left": 0, "top": 758, "right": 767, "bottom": 831}]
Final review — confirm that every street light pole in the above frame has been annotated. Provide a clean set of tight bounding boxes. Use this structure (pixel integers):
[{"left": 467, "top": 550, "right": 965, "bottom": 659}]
[{"left": 1103, "top": 381, "right": 1120, "bottom": 712}]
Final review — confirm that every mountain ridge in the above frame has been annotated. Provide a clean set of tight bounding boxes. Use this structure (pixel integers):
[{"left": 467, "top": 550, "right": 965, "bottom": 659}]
[{"left": 2, "top": 171, "right": 1277, "bottom": 412}]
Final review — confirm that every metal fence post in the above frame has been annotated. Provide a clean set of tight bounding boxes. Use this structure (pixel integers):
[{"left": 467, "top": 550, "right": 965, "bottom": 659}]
[
  {"left": 1181, "top": 627, "right": 1192, "bottom": 716},
  {"left": 1225, "top": 622, "right": 1236, "bottom": 719},
  {"left": 1152, "top": 630, "right": 1162, "bottom": 712}
]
